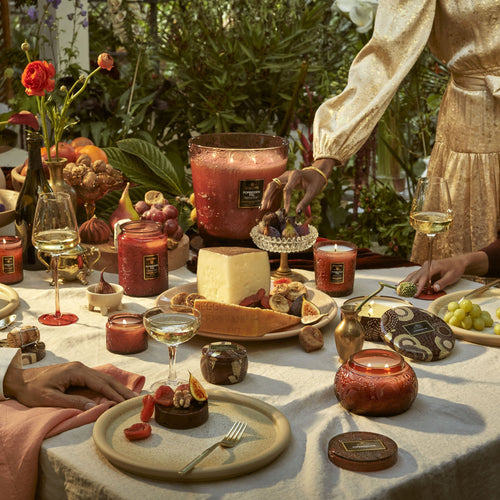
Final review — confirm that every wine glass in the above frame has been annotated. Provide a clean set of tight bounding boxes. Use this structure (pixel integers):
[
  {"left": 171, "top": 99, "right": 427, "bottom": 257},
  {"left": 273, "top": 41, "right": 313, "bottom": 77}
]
[
  {"left": 143, "top": 304, "right": 201, "bottom": 390},
  {"left": 32, "top": 192, "right": 80, "bottom": 325},
  {"left": 410, "top": 177, "right": 453, "bottom": 299}
]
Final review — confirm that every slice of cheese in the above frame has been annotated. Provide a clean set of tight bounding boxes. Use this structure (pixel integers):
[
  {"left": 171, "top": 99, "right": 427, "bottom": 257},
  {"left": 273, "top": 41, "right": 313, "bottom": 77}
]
[
  {"left": 196, "top": 247, "right": 270, "bottom": 304},
  {"left": 194, "top": 299, "right": 300, "bottom": 336}
]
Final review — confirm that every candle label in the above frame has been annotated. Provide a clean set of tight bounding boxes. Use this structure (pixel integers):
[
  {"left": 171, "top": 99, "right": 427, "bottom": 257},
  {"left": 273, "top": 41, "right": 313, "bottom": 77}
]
[
  {"left": 402, "top": 320, "right": 434, "bottom": 337},
  {"left": 329, "top": 263, "right": 345, "bottom": 284},
  {"left": 238, "top": 179, "right": 264, "bottom": 208},
  {"left": 342, "top": 439, "right": 386, "bottom": 453},
  {"left": 143, "top": 254, "right": 160, "bottom": 280},
  {"left": 2, "top": 256, "right": 15, "bottom": 275}
]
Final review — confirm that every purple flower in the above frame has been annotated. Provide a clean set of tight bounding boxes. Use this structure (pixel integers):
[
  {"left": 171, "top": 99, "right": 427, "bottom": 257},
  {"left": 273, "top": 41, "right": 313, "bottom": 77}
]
[
  {"left": 82, "top": 18, "right": 88, "bottom": 28},
  {"left": 47, "top": 0, "right": 62, "bottom": 8},
  {"left": 80, "top": 10, "right": 87, "bottom": 16},
  {"left": 45, "top": 14, "right": 55, "bottom": 28},
  {"left": 27, "top": 6, "right": 38, "bottom": 21}
]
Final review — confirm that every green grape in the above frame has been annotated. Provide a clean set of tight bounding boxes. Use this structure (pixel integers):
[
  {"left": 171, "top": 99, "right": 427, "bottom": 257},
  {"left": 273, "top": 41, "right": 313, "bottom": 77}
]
[
  {"left": 459, "top": 299, "right": 473, "bottom": 313},
  {"left": 480, "top": 311, "right": 493, "bottom": 327},
  {"left": 453, "top": 308, "right": 466, "bottom": 321},
  {"left": 496, "top": 307, "right": 500, "bottom": 320},
  {"left": 443, "top": 311, "right": 454, "bottom": 323},
  {"left": 494, "top": 324, "right": 500, "bottom": 335},
  {"left": 473, "top": 317, "right": 485, "bottom": 331},
  {"left": 470, "top": 304, "right": 482, "bottom": 318},
  {"left": 461, "top": 316, "right": 473, "bottom": 330},
  {"left": 448, "top": 316, "right": 462, "bottom": 327},
  {"left": 447, "top": 301, "right": 460, "bottom": 312}
]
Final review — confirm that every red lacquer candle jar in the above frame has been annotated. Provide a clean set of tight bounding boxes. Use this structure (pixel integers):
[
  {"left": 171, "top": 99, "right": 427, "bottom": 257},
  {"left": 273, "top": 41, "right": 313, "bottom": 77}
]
[
  {"left": 314, "top": 240, "right": 357, "bottom": 297},
  {"left": 0, "top": 236, "right": 23, "bottom": 284},
  {"left": 334, "top": 349, "right": 418, "bottom": 416},
  {"left": 106, "top": 313, "right": 148, "bottom": 354},
  {"left": 117, "top": 220, "right": 168, "bottom": 297}
]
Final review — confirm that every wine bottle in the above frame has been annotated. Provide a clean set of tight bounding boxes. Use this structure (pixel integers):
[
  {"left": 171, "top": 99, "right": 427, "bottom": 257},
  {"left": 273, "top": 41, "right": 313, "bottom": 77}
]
[{"left": 15, "top": 132, "right": 53, "bottom": 270}]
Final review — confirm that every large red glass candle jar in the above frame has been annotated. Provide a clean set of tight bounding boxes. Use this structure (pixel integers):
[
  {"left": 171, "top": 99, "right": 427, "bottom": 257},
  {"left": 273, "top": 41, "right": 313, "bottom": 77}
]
[
  {"left": 106, "top": 313, "right": 148, "bottom": 354},
  {"left": 0, "top": 236, "right": 23, "bottom": 284},
  {"left": 189, "top": 133, "right": 288, "bottom": 240},
  {"left": 314, "top": 240, "right": 357, "bottom": 297},
  {"left": 334, "top": 349, "right": 418, "bottom": 416},
  {"left": 117, "top": 220, "right": 168, "bottom": 297}
]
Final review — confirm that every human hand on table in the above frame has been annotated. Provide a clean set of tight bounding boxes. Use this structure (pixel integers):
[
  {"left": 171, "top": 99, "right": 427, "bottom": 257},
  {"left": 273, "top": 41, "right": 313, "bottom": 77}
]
[
  {"left": 3, "top": 361, "right": 137, "bottom": 410},
  {"left": 260, "top": 158, "right": 337, "bottom": 215}
]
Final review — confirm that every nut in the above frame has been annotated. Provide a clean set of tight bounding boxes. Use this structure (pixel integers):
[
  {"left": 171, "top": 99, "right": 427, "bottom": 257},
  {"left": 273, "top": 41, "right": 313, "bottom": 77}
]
[{"left": 173, "top": 389, "right": 192, "bottom": 408}]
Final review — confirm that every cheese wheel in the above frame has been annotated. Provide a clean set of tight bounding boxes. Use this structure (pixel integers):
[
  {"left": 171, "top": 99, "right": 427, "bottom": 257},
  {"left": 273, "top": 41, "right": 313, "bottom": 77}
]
[{"left": 194, "top": 299, "right": 301, "bottom": 336}]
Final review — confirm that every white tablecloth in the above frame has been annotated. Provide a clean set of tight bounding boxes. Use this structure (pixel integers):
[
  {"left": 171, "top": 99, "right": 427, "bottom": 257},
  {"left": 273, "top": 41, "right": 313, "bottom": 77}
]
[{"left": 8, "top": 266, "right": 500, "bottom": 500}]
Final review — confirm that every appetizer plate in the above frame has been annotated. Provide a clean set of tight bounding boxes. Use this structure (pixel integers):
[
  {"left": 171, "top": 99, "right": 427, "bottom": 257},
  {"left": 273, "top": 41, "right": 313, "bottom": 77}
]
[
  {"left": 428, "top": 289, "right": 500, "bottom": 347},
  {"left": 93, "top": 389, "right": 291, "bottom": 482},
  {"left": 156, "top": 283, "right": 337, "bottom": 341},
  {"left": 0, "top": 284, "right": 19, "bottom": 319}
]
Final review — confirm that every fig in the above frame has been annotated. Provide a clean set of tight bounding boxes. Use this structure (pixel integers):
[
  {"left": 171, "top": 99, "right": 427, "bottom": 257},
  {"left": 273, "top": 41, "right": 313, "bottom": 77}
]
[
  {"left": 301, "top": 298, "right": 321, "bottom": 317},
  {"left": 95, "top": 270, "right": 114, "bottom": 294},
  {"left": 144, "top": 190, "right": 165, "bottom": 206},
  {"left": 185, "top": 293, "right": 206, "bottom": 307},
  {"left": 289, "top": 294, "right": 305, "bottom": 317},
  {"left": 299, "top": 325, "right": 324, "bottom": 352},
  {"left": 286, "top": 282, "right": 308, "bottom": 301},
  {"left": 282, "top": 218, "right": 298, "bottom": 238},
  {"left": 269, "top": 294, "right": 290, "bottom": 313},
  {"left": 171, "top": 291, "right": 189, "bottom": 307},
  {"left": 189, "top": 372, "right": 208, "bottom": 402}
]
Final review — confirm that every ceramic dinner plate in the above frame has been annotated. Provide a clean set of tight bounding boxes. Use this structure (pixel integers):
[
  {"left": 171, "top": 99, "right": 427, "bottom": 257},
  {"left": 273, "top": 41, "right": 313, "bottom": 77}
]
[
  {"left": 93, "top": 389, "right": 291, "bottom": 482},
  {"left": 155, "top": 283, "right": 337, "bottom": 341},
  {"left": 428, "top": 288, "right": 500, "bottom": 347},
  {"left": 0, "top": 284, "right": 19, "bottom": 319}
]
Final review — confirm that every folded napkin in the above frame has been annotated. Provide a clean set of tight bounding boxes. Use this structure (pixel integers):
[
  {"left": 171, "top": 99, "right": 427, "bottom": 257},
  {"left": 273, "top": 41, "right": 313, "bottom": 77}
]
[{"left": 0, "top": 364, "right": 145, "bottom": 500}]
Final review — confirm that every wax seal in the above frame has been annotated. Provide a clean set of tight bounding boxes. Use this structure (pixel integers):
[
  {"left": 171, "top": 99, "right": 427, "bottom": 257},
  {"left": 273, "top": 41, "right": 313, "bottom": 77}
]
[{"left": 328, "top": 431, "right": 398, "bottom": 472}]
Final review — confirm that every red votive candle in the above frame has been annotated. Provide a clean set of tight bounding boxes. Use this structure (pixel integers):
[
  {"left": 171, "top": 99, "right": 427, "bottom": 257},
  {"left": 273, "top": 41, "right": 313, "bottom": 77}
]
[
  {"left": 106, "top": 313, "right": 148, "bottom": 354},
  {"left": 0, "top": 236, "right": 23, "bottom": 284},
  {"left": 334, "top": 349, "right": 418, "bottom": 416},
  {"left": 314, "top": 240, "right": 357, "bottom": 297},
  {"left": 117, "top": 220, "right": 168, "bottom": 297}
]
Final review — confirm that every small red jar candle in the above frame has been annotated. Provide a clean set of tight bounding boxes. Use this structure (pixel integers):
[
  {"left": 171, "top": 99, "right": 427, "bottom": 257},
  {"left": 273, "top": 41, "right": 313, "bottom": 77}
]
[
  {"left": 334, "top": 349, "right": 418, "bottom": 416},
  {"left": 0, "top": 236, "right": 23, "bottom": 284},
  {"left": 117, "top": 220, "right": 168, "bottom": 297},
  {"left": 106, "top": 313, "right": 148, "bottom": 354},
  {"left": 314, "top": 240, "right": 357, "bottom": 297}
]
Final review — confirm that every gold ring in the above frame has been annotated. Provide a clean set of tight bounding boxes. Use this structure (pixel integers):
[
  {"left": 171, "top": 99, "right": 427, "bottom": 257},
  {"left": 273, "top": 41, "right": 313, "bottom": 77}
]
[{"left": 272, "top": 178, "right": 283, "bottom": 188}]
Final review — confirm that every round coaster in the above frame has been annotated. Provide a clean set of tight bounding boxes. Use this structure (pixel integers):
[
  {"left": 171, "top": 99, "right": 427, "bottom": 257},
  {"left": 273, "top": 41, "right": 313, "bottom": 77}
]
[
  {"left": 381, "top": 306, "right": 455, "bottom": 361},
  {"left": 328, "top": 431, "right": 398, "bottom": 472}
]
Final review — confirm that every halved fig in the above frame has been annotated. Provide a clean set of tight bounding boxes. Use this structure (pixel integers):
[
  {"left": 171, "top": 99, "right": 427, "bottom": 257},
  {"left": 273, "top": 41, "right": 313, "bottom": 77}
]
[
  {"left": 269, "top": 294, "right": 290, "bottom": 314},
  {"left": 189, "top": 372, "right": 208, "bottom": 402}
]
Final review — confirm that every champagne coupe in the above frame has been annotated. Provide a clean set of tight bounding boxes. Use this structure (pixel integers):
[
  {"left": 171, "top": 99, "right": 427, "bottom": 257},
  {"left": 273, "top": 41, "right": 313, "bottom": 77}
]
[
  {"left": 410, "top": 177, "right": 453, "bottom": 299},
  {"left": 143, "top": 304, "right": 201, "bottom": 390},
  {"left": 32, "top": 192, "right": 80, "bottom": 325}
]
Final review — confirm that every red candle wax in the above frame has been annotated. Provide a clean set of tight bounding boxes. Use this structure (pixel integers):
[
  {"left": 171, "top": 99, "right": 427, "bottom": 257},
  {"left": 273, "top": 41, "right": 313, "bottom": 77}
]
[
  {"left": 334, "top": 349, "right": 418, "bottom": 416},
  {"left": 106, "top": 313, "right": 148, "bottom": 355},
  {"left": 314, "top": 240, "right": 357, "bottom": 297},
  {"left": 117, "top": 220, "right": 168, "bottom": 297},
  {"left": 0, "top": 236, "right": 23, "bottom": 284}
]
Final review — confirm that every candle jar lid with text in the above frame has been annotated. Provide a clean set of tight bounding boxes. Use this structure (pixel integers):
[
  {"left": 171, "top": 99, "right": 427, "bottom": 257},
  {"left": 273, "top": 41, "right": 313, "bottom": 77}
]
[{"left": 334, "top": 348, "right": 418, "bottom": 416}]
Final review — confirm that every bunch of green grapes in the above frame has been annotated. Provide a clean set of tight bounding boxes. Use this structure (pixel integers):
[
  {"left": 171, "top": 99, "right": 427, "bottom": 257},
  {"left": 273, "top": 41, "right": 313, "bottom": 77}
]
[{"left": 444, "top": 299, "right": 500, "bottom": 334}]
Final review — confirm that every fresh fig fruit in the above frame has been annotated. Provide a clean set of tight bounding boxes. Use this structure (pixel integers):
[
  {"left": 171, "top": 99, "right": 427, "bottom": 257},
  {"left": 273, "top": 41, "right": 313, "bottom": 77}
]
[
  {"left": 289, "top": 294, "right": 305, "bottom": 317},
  {"left": 189, "top": 372, "right": 208, "bottom": 402},
  {"left": 95, "top": 270, "right": 114, "bottom": 294},
  {"left": 299, "top": 325, "right": 324, "bottom": 352},
  {"left": 301, "top": 298, "right": 321, "bottom": 317},
  {"left": 282, "top": 218, "right": 298, "bottom": 238}
]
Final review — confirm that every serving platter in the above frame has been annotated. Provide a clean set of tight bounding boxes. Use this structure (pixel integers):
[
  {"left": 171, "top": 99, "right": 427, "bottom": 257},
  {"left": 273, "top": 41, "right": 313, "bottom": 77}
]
[
  {"left": 93, "top": 389, "right": 291, "bottom": 481},
  {"left": 428, "top": 288, "right": 500, "bottom": 347},
  {"left": 155, "top": 282, "right": 337, "bottom": 341},
  {"left": 0, "top": 284, "right": 19, "bottom": 319}
]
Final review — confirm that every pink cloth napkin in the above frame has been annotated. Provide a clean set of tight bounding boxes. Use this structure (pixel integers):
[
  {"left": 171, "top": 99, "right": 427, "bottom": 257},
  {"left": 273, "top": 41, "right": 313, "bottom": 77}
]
[{"left": 0, "top": 364, "right": 145, "bottom": 500}]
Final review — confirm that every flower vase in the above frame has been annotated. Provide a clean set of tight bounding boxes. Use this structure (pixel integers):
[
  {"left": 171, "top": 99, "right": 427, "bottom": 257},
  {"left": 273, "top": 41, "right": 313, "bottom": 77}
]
[
  {"left": 334, "top": 304, "right": 365, "bottom": 363},
  {"left": 46, "top": 159, "right": 77, "bottom": 211}
]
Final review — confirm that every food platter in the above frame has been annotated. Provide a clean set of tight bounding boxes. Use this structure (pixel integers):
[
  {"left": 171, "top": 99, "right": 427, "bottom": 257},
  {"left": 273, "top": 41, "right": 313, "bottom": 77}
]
[
  {"left": 428, "top": 289, "right": 500, "bottom": 347},
  {"left": 0, "top": 284, "right": 19, "bottom": 319},
  {"left": 155, "top": 283, "right": 338, "bottom": 341},
  {"left": 93, "top": 389, "right": 291, "bottom": 481}
]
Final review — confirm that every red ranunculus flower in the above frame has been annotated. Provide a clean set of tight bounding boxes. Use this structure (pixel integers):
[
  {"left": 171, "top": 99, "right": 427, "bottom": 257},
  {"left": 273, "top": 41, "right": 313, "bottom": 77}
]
[
  {"left": 21, "top": 60, "right": 56, "bottom": 97},
  {"left": 97, "top": 53, "right": 114, "bottom": 71}
]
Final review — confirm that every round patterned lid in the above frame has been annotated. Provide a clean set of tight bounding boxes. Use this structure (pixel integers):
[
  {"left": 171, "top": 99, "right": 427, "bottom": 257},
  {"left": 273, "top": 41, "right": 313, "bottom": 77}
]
[{"left": 380, "top": 306, "right": 455, "bottom": 361}]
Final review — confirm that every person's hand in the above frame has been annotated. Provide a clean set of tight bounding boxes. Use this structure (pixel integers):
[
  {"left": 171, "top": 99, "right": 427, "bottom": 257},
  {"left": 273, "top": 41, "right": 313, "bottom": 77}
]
[
  {"left": 4, "top": 361, "right": 138, "bottom": 410},
  {"left": 260, "top": 158, "right": 337, "bottom": 215}
]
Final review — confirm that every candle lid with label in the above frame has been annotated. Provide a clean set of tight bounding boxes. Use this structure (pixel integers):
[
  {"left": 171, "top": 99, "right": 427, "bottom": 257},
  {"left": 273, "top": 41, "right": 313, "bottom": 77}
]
[
  {"left": 328, "top": 431, "right": 398, "bottom": 472},
  {"left": 380, "top": 306, "right": 455, "bottom": 361}
]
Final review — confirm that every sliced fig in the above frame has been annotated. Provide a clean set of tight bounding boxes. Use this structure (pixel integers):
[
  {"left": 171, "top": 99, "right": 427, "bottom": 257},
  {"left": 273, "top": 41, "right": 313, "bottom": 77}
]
[
  {"left": 185, "top": 293, "right": 206, "bottom": 307},
  {"left": 286, "top": 282, "right": 308, "bottom": 301},
  {"left": 189, "top": 372, "right": 208, "bottom": 402},
  {"left": 171, "top": 291, "right": 189, "bottom": 307},
  {"left": 269, "top": 294, "right": 290, "bottom": 314},
  {"left": 272, "top": 282, "right": 289, "bottom": 296}
]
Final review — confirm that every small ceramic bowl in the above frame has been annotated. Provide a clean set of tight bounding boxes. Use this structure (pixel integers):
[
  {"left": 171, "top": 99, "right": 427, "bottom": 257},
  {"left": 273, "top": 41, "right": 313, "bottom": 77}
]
[
  {"left": 86, "top": 283, "right": 124, "bottom": 316},
  {"left": 0, "top": 189, "right": 19, "bottom": 227}
]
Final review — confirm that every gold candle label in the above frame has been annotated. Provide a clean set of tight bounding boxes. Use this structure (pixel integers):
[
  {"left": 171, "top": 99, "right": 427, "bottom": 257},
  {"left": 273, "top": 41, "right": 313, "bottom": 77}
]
[
  {"left": 342, "top": 439, "right": 386, "bottom": 452},
  {"left": 238, "top": 179, "right": 264, "bottom": 208},
  {"left": 403, "top": 320, "right": 434, "bottom": 337},
  {"left": 143, "top": 254, "right": 160, "bottom": 280},
  {"left": 329, "top": 263, "right": 345, "bottom": 284},
  {"left": 2, "top": 256, "right": 15, "bottom": 274}
]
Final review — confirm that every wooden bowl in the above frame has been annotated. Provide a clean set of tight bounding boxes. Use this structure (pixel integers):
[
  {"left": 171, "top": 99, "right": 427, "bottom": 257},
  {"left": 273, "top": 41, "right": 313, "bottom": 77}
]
[
  {"left": 0, "top": 189, "right": 19, "bottom": 227},
  {"left": 11, "top": 165, "right": 25, "bottom": 192}
]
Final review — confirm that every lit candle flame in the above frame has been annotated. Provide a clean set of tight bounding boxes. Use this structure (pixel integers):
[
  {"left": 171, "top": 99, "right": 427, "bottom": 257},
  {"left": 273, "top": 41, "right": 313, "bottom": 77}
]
[{"left": 334, "top": 243, "right": 338, "bottom": 252}]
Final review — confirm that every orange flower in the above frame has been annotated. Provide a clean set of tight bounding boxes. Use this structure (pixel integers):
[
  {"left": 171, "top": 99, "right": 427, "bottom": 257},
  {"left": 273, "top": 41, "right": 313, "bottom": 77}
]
[
  {"left": 21, "top": 60, "right": 56, "bottom": 97},
  {"left": 97, "top": 53, "right": 114, "bottom": 71}
]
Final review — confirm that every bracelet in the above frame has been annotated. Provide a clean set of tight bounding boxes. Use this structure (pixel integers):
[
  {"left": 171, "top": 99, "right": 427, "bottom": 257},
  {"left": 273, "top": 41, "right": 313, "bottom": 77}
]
[{"left": 303, "top": 166, "right": 329, "bottom": 187}]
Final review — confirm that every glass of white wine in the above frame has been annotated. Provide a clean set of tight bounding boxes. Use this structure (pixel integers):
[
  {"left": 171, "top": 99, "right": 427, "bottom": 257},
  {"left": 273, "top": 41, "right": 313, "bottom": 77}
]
[
  {"left": 143, "top": 304, "right": 201, "bottom": 389},
  {"left": 410, "top": 177, "right": 453, "bottom": 299},
  {"left": 32, "top": 192, "right": 80, "bottom": 325}
]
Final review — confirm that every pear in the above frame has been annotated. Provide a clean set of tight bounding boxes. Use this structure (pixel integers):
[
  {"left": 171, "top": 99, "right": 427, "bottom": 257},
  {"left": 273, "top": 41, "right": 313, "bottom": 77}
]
[{"left": 109, "top": 182, "right": 140, "bottom": 230}]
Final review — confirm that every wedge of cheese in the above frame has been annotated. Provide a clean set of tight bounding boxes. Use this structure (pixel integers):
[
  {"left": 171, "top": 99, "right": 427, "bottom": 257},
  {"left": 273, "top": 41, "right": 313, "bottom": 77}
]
[
  {"left": 196, "top": 247, "right": 270, "bottom": 304},
  {"left": 194, "top": 299, "right": 301, "bottom": 336}
]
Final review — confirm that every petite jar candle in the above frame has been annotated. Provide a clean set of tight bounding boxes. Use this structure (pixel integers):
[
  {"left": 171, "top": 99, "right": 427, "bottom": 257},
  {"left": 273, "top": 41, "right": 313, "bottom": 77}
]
[
  {"left": 313, "top": 240, "right": 357, "bottom": 297},
  {"left": 334, "top": 349, "right": 418, "bottom": 416},
  {"left": 106, "top": 313, "right": 148, "bottom": 354},
  {"left": 117, "top": 220, "right": 168, "bottom": 296},
  {"left": 0, "top": 236, "right": 23, "bottom": 284}
]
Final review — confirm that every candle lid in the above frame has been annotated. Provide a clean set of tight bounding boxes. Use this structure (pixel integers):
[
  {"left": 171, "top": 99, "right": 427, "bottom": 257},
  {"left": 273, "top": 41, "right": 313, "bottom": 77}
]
[
  {"left": 380, "top": 306, "right": 455, "bottom": 361},
  {"left": 328, "top": 431, "right": 398, "bottom": 472}
]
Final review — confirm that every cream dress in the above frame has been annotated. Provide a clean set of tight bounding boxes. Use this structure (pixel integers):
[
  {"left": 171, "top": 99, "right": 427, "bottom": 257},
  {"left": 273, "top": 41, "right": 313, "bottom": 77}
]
[{"left": 313, "top": 0, "right": 500, "bottom": 263}]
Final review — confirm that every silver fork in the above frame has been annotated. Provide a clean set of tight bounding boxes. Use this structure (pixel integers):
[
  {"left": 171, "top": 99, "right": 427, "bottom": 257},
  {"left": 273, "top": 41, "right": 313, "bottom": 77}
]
[{"left": 178, "top": 421, "right": 247, "bottom": 475}]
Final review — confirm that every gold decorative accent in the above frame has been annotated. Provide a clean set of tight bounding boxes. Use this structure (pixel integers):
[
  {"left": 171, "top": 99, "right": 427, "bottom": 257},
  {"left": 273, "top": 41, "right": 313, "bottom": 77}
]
[
  {"left": 303, "top": 166, "right": 328, "bottom": 187},
  {"left": 272, "top": 177, "right": 283, "bottom": 188}
]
